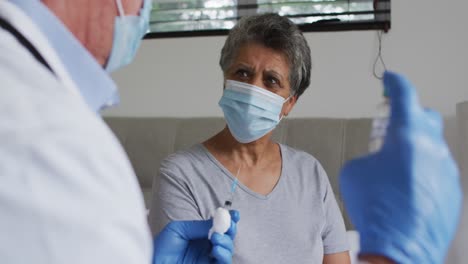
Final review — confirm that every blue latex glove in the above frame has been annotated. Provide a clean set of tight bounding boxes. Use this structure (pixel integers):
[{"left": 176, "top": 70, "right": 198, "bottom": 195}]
[
  {"left": 340, "top": 71, "right": 462, "bottom": 264},
  {"left": 153, "top": 210, "right": 240, "bottom": 264}
]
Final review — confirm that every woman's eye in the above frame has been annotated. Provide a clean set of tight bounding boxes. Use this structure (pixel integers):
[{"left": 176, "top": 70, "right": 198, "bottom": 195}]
[
  {"left": 236, "top": 69, "right": 249, "bottom": 79},
  {"left": 266, "top": 77, "right": 280, "bottom": 87}
]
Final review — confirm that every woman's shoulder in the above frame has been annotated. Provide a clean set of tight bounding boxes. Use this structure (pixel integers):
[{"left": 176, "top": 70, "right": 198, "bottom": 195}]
[
  {"left": 279, "top": 143, "right": 321, "bottom": 165},
  {"left": 279, "top": 143, "right": 328, "bottom": 183},
  {"left": 159, "top": 144, "right": 208, "bottom": 175}
]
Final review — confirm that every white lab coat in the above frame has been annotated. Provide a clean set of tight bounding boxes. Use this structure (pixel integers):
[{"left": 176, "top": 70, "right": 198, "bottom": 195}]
[{"left": 0, "top": 2, "right": 152, "bottom": 264}]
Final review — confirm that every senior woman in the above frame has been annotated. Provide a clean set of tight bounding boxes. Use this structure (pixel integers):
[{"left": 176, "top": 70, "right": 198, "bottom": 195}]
[{"left": 149, "top": 13, "right": 350, "bottom": 263}]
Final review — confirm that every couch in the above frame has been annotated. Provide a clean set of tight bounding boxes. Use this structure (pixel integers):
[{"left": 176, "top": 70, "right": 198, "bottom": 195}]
[{"left": 103, "top": 101, "right": 467, "bottom": 263}]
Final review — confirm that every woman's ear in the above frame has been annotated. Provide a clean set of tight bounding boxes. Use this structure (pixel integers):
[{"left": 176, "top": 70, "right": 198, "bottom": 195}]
[{"left": 284, "top": 95, "right": 298, "bottom": 116}]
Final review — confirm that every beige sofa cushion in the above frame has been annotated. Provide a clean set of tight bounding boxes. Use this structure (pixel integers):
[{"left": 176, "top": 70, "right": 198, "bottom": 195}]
[
  {"left": 104, "top": 117, "right": 375, "bottom": 229},
  {"left": 104, "top": 106, "right": 466, "bottom": 263}
]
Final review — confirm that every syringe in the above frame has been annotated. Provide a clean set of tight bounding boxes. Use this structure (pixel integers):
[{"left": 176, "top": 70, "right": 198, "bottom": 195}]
[
  {"left": 209, "top": 173, "right": 240, "bottom": 239},
  {"left": 224, "top": 178, "right": 239, "bottom": 208}
]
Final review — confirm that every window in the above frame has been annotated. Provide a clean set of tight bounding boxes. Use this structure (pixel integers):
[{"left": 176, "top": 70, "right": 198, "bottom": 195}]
[{"left": 146, "top": 0, "right": 390, "bottom": 38}]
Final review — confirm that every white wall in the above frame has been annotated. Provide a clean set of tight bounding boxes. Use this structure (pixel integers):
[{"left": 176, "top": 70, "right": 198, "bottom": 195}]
[{"left": 104, "top": 0, "right": 468, "bottom": 118}]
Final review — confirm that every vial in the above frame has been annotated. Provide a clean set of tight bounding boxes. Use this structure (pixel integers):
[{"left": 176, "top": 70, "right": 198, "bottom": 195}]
[
  {"left": 224, "top": 200, "right": 232, "bottom": 208},
  {"left": 369, "top": 96, "right": 389, "bottom": 153}
]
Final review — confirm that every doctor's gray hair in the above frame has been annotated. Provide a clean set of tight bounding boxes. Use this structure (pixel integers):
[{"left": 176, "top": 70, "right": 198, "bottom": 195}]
[{"left": 219, "top": 13, "right": 311, "bottom": 98}]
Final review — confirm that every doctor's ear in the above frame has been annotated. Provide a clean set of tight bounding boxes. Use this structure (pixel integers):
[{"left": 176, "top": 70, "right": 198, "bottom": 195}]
[{"left": 222, "top": 77, "right": 227, "bottom": 90}]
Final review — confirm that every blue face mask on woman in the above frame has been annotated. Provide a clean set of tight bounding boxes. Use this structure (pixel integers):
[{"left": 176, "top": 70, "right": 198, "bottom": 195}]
[
  {"left": 219, "top": 80, "right": 292, "bottom": 144},
  {"left": 105, "top": 0, "right": 152, "bottom": 72}
]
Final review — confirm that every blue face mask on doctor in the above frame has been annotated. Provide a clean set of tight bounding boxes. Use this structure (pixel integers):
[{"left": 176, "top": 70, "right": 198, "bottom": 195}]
[
  {"left": 219, "top": 80, "right": 292, "bottom": 144},
  {"left": 105, "top": 0, "right": 152, "bottom": 72}
]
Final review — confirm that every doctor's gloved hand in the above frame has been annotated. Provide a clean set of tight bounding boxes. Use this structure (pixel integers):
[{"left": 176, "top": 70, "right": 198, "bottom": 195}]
[
  {"left": 339, "top": 71, "right": 462, "bottom": 264},
  {"left": 153, "top": 210, "right": 240, "bottom": 264}
]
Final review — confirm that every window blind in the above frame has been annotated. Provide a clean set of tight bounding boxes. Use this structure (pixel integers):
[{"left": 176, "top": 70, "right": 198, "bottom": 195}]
[{"left": 147, "top": 0, "right": 390, "bottom": 38}]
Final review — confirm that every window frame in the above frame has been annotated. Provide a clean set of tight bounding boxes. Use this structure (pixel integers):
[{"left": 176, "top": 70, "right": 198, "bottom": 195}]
[{"left": 144, "top": 0, "right": 390, "bottom": 39}]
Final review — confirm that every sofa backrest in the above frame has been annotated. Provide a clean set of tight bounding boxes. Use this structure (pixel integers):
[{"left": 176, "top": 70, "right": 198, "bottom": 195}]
[
  {"left": 103, "top": 103, "right": 467, "bottom": 263},
  {"left": 104, "top": 117, "right": 376, "bottom": 229}
]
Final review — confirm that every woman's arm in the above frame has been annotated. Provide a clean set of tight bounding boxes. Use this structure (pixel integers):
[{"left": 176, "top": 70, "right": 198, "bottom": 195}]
[
  {"left": 323, "top": 251, "right": 351, "bottom": 264},
  {"left": 148, "top": 160, "right": 203, "bottom": 235},
  {"left": 316, "top": 162, "right": 350, "bottom": 260}
]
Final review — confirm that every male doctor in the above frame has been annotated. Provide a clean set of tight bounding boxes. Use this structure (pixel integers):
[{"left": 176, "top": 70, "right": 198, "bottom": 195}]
[
  {"left": 0, "top": 1, "right": 462, "bottom": 264},
  {"left": 0, "top": 0, "right": 237, "bottom": 263}
]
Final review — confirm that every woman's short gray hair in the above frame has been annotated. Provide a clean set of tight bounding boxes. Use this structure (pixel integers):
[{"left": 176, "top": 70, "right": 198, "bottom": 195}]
[{"left": 220, "top": 13, "right": 311, "bottom": 98}]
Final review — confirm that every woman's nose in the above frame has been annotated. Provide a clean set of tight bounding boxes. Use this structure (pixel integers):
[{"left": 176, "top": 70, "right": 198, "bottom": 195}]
[{"left": 250, "top": 78, "right": 266, "bottom": 91}]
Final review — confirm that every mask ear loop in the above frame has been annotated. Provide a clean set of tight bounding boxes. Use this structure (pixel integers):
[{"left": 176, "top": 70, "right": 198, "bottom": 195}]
[
  {"left": 115, "top": 0, "right": 125, "bottom": 16},
  {"left": 279, "top": 93, "right": 294, "bottom": 121}
]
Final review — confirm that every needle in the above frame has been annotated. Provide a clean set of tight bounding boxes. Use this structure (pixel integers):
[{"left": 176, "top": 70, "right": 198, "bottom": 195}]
[{"left": 224, "top": 166, "right": 240, "bottom": 208}]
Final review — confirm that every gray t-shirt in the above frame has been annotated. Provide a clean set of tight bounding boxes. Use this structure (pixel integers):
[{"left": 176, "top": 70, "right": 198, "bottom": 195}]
[{"left": 149, "top": 143, "right": 348, "bottom": 263}]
